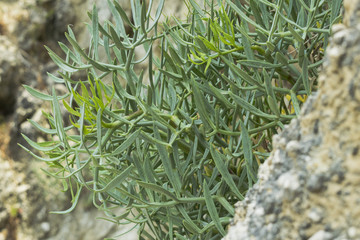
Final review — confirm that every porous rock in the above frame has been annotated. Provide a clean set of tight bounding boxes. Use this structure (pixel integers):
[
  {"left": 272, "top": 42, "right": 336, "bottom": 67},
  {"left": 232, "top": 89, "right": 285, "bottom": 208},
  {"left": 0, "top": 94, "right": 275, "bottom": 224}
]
[
  {"left": 0, "top": 36, "right": 25, "bottom": 114},
  {"left": 224, "top": 0, "right": 360, "bottom": 239}
]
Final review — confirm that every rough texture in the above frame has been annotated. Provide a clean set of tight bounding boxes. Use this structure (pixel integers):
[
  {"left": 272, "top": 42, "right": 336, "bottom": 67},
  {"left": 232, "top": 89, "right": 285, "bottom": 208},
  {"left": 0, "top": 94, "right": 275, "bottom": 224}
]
[
  {"left": 0, "top": 36, "right": 25, "bottom": 114},
  {"left": 0, "top": 158, "right": 137, "bottom": 240},
  {"left": 224, "top": 0, "right": 360, "bottom": 239}
]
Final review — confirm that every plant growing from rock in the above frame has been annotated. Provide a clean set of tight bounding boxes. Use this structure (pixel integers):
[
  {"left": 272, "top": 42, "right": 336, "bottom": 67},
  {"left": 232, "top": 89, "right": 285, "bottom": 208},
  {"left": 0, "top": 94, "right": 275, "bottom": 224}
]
[{"left": 21, "top": 0, "right": 342, "bottom": 239}]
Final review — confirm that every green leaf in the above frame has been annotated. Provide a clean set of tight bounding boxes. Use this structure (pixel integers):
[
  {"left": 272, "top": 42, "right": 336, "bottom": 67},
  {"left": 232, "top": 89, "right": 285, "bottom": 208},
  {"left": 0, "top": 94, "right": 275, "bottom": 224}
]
[
  {"left": 159, "top": 69, "right": 182, "bottom": 81},
  {"left": 240, "top": 120, "right": 257, "bottom": 186},
  {"left": 47, "top": 73, "right": 65, "bottom": 83},
  {"left": 192, "top": 79, "right": 216, "bottom": 130},
  {"left": 19, "top": 144, "right": 70, "bottom": 162},
  {"left": 95, "top": 165, "right": 134, "bottom": 193},
  {"left": 169, "top": 46, "right": 185, "bottom": 65},
  {"left": 109, "top": 25, "right": 132, "bottom": 50},
  {"left": 112, "top": 129, "right": 141, "bottom": 155},
  {"left": 65, "top": 33, "right": 109, "bottom": 72},
  {"left": 208, "top": 83, "right": 234, "bottom": 109},
  {"left": 216, "top": 196, "right": 235, "bottom": 215},
  {"left": 189, "top": 0, "right": 205, "bottom": 18},
  {"left": 225, "top": 0, "right": 267, "bottom": 33},
  {"left": 137, "top": 181, "right": 179, "bottom": 202},
  {"left": 267, "top": 95, "right": 280, "bottom": 117},
  {"left": 96, "top": 109, "right": 103, "bottom": 155},
  {"left": 51, "top": 185, "right": 83, "bottom": 214},
  {"left": 63, "top": 100, "right": 81, "bottom": 117},
  {"left": 140, "top": 1, "right": 147, "bottom": 34},
  {"left": 67, "top": 26, "right": 82, "bottom": 60},
  {"left": 58, "top": 42, "right": 81, "bottom": 65},
  {"left": 113, "top": 0, "right": 136, "bottom": 29},
  {"left": 240, "top": 23, "right": 254, "bottom": 60},
  {"left": 299, "top": 42, "right": 305, "bottom": 66},
  {"left": 229, "top": 92, "right": 277, "bottom": 120},
  {"left": 52, "top": 88, "right": 69, "bottom": 148},
  {"left": 103, "top": 22, "right": 112, "bottom": 63},
  {"left": 45, "top": 46, "right": 80, "bottom": 73},
  {"left": 238, "top": 60, "right": 282, "bottom": 69},
  {"left": 330, "top": 0, "right": 342, "bottom": 24},
  {"left": 302, "top": 57, "right": 310, "bottom": 95},
  {"left": 203, "top": 180, "right": 226, "bottom": 236},
  {"left": 23, "top": 85, "right": 68, "bottom": 101},
  {"left": 288, "top": 23, "right": 303, "bottom": 43},
  {"left": 28, "top": 119, "right": 73, "bottom": 135},
  {"left": 275, "top": 52, "right": 289, "bottom": 65},
  {"left": 21, "top": 134, "right": 61, "bottom": 152},
  {"left": 140, "top": 132, "right": 171, "bottom": 147},
  {"left": 210, "top": 146, "right": 244, "bottom": 200},
  {"left": 147, "top": 0, "right": 164, "bottom": 32},
  {"left": 112, "top": 72, "right": 136, "bottom": 100},
  {"left": 182, "top": 220, "right": 200, "bottom": 234},
  {"left": 263, "top": 69, "right": 275, "bottom": 99},
  {"left": 290, "top": 90, "right": 301, "bottom": 116},
  {"left": 220, "top": 56, "right": 263, "bottom": 89},
  {"left": 92, "top": 4, "right": 99, "bottom": 60},
  {"left": 198, "top": 36, "right": 218, "bottom": 52},
  {"left": 153, "top": 126, "right": 182, "bottom": 193},
  {"left": 249, "top": 0, "right": 265, "bottom": 28},
  {"left": 178, "top": 206, "right": 201, "bottom": 234}
]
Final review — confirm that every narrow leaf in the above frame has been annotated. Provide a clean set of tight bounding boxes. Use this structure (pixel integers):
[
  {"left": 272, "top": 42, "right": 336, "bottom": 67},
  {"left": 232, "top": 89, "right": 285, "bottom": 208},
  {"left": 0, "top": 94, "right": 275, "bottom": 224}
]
[
  {"left": 203, "top": 180, "right": 226, "bottom": 236},
  {"left": 112, "top": 129, "right": 141, "bottom": 155},
  {"left": 95, "top": 165, "right": 134, "bottom": 193},
  {"left": 51, "top": 185, "right": 83, "bottom": 214},
  {"left": 23, "top": 85, "right": 68, "bottom": 101},
  {"left": 210, "top": 146, "right": 244, "bottom": 200},
  {"left": 21, "top": 134, "right": 61, "bottom": 152},
  {"left": 137, "top": 181, "right": 179, "bottom": 202}
]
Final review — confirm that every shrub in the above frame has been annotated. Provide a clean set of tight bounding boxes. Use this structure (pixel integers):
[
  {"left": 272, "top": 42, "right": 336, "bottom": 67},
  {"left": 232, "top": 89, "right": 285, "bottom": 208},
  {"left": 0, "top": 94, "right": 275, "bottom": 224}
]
[{"left": 21, "top": 0, "right": 342, "bottom": 239}]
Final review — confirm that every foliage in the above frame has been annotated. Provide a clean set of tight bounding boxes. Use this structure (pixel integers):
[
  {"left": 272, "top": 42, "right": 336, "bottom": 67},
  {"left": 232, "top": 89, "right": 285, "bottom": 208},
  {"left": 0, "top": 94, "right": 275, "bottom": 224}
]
[{"left": 21, "top": 0, "right": 342, "bottom": 239}]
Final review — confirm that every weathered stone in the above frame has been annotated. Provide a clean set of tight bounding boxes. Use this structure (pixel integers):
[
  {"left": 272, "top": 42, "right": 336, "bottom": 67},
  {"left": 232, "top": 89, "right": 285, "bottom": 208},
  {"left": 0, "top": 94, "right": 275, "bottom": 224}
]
[
  {"left": 224, "top": 0, "right": 360, "bottom": 239},
  {"left": 0, "top": 36, "right": 25, "bottom": 114},
  {"left": 13, "top": 89, "right": 42, "bottom": 127},
  {"left": 0, "top": 207, "right": 9, "bottom": 230}
]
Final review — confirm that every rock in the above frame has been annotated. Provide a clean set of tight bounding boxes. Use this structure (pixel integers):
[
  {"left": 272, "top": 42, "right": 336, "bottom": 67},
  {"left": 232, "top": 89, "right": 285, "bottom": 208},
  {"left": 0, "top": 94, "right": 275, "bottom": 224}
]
[
  {"left": 52, "top": 0, "right": 76, "bottom": 39},
  {"left": 13, "top": 89, "right": 42, "bottom": 127},
  {"left": 0, "top": 154, "right": 139, "bottom": 240},
  {"left": 0, "top": 208, "right": 9, "bottom": 230},
  {"left": 0, "top": 36, "right": 25, "bottom": 114},
  {"left": 9, "top": 90, "right": 44, "bottom": 158},
  {"left": 224, "top": 0, "right": 360, "bottom": 239}
]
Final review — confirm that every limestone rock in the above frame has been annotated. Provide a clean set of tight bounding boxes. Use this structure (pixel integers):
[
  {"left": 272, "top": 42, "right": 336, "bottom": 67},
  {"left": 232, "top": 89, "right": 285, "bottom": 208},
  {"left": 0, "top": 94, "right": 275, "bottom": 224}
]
[
  {"left": 0, "top": 155, "right": 138, "bottom": 240},
  {"left": 224, "top": 0, "right": 360, "bottom": 239},
  {"left": 0, "top": 36, "right": 25, "bottom": 114}
]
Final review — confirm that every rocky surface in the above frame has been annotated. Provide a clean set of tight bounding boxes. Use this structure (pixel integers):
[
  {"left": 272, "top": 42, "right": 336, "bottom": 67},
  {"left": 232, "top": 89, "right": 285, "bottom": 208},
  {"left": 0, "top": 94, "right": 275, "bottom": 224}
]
[
  {"left": 224, "top": 0, "right": 360, "bottom": 239},
  {"left": 0, "top": 36, "right": 26, "bottom": 114},
  {"left": 0, "top": 157, "right": 137, "bottom": 240}
]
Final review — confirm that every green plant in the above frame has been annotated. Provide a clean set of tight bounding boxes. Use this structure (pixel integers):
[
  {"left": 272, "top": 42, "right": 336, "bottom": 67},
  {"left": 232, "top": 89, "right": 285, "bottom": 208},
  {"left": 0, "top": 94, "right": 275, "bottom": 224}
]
[{"left": 21, "top": 0, "right": 342, "bottom": 239}]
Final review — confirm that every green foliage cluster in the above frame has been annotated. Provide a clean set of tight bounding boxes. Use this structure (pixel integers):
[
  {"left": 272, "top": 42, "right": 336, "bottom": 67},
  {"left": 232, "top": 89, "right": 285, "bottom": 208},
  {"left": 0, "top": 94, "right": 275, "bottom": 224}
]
[{"left": 21, "top": 0, "right": 342, "bottom": 239}]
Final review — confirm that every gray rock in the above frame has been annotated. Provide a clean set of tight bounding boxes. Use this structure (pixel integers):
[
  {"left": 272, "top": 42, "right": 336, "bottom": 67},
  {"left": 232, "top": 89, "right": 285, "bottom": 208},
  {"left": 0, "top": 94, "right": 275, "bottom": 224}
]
[
  {"left": 308, "top": 230, "right": 334, "bottom": 240},
  {"left": 0, "top": 36, "right": 25, "bottom": 114},
  {"left": 13, "top": 89, "right": 42, "bottom": 127},
  {"left": 0, "top": 207, "right": 9, "bottom": 230}
]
